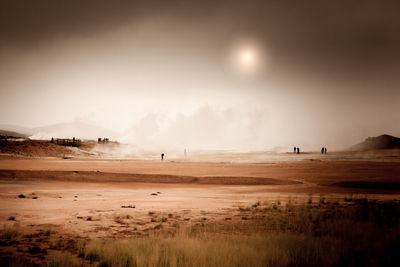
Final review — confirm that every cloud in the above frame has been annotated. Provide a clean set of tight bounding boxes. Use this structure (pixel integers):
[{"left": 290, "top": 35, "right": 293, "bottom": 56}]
[{"left": 119, "top": 105, "right": 271, "bottom": 151}]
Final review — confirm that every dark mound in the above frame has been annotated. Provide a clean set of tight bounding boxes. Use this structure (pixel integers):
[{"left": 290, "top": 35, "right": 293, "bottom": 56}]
[
  {"left": 332, "top": 181, "right": 400, "bottom": 190},
  {"left": 350, "top": 134, "right": 400, "bottom": 151}
]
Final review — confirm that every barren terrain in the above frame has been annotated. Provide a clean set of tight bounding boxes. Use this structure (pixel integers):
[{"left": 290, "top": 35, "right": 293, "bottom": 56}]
[{"left": 1, "top": 146, "right": 400, "bottom": 265}]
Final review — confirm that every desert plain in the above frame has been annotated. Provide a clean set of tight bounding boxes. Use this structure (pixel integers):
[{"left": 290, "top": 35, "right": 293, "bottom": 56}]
[{"left": 1, "top": 142, "right": 400, "bottom": 266}]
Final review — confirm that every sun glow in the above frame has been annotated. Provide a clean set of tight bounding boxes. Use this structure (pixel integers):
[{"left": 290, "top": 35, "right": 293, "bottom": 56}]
[
  {"left": 230, "top": 41, "right": 263, "bottom": 75},
  {"left": 240, "top": 50, "right": 255, "bottom": 65}
]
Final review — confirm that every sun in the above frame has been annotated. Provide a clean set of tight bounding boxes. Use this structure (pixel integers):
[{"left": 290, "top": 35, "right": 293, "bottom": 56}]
[
  {"left": 240, "top": 50, "right": 255, "bottom": 66},
  {"left": 229, "top": 42, "right": 263, "bottom": 75}
]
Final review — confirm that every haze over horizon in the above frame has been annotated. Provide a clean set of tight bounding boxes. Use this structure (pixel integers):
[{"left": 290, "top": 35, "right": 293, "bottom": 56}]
[{"left": 1, "top": 0, "right": 400, "bottom": 150}]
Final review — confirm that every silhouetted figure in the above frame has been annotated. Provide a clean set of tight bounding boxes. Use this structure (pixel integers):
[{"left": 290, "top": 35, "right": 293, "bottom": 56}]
[
  {"left": 321, "top": 147, "right": 324, "bottom": 154},
  {"left": 51, "top": 137, "right": 54, "bottom": 143},
  {"left": 324, "top": 147, "right": 327, "bottom": 154},
  {"left": 294, "top": 147, "right": 296, "bottom": 153},
  {"left": 297, "top": 147, "right": 300, "bottom": 154},
  {"left": 98, "top": 138, "right": 102, "bottom": 143},
  {"left": 161, "top": 153, "right": 165, "bottom": 161}
]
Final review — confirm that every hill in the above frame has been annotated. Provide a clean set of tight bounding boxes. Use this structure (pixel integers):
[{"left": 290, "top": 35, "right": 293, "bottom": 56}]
[
  {"left": 0, "top": 124, "right": 33, "bottom": 137},
  {"left": 0, "top": 139, "right": 99, "bottom": 157},
  {"left": 0, "top": 129, "right": 30, "bottom": 138},
  {"left": 350, "top": 134, "right": 400, "bottom": 151}
]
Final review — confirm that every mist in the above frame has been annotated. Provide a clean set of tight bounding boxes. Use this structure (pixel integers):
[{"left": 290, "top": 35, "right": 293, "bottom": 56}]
[{"left": 1, "top": 0, "right": 400, "bottom": 152}]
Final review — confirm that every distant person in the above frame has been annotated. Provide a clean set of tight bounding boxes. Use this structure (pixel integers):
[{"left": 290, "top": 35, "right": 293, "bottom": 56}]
[
  {"left": 324, "top": 147, "right": 327, "bottom": 154},
  {"left": 98, "top": 138, "right": 102, "bottom": 143},
  {"left": 321, "top": 147, "right": 324, "bottom": 154},
  {"left": 161, "top": 153, "right": 165, "bottom": 161},
  {"left": 51, "top": 137, "right": 54, "bottom": 143},
  {"left": 297, "top": 147, "right": 300, "bottom": 154},
  {"left": 294, "top": 147, "right": 296, "bottom": 153}
]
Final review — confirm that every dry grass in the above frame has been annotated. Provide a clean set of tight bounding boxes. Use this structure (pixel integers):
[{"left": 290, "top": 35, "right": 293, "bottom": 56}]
[
  {"left": 81, "top": 199, "right": 400, "bottom": 267},
  {"left": 0, "top": 254, "right": 25, "bottom": 267},
  {"left": 46, "top": 251, "right": 80, "bottom": 267},
  {"left": 84, "top": 233, "right": 323, "bottom": 267},
  {"left": 1, "top": 199, "right": 400, "bottom": 266},
  {"left": 0, "top": 224, "right": 20, "bottom": 245}
]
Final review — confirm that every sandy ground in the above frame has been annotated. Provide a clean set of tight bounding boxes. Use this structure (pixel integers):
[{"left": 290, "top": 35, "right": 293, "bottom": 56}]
[{"left": 1, "top": 152, "right": 400, "bottom": 239}]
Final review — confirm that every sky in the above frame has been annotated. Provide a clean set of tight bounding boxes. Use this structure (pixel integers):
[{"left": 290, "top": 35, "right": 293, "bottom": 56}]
[{"left": 0, "top": 0, "right": 399, "bottom": 150}]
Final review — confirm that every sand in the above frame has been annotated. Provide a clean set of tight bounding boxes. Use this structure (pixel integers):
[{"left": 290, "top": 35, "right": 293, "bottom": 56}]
[{"left": 1, "top": 152, "right": 400, "bottom": 239}]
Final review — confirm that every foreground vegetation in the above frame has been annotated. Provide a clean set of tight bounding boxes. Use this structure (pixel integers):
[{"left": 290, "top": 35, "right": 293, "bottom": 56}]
[{"left": 2, "top": 197, "right": 400, "bottom": 266}]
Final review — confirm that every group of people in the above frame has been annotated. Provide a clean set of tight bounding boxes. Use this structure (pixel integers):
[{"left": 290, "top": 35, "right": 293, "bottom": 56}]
[
  {"left": 98, "top": 137, "right": 109, "bottom": 144},
  {"left": 293, "top": 146, "right": 328, "bottom": 154}
]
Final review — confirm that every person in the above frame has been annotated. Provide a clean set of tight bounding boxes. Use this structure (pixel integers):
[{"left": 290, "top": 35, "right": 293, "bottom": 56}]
[
  {"left": 297, "top": 147, "right": 300, "bottom": 154},
  {"left": 161, "top": 153, "right": 164, "bottom": 161},
  {"left": 294, "top": 147, "right": 296, "bottom": 153},
  {"left": 51, "top": 137, "right": 54, "bottom": 143},
  {"left": 321, "top": 147, "right": 324, "bottom": 154},
  {"left": 324, "top": 147, "right": 327, "bottom": 154}
]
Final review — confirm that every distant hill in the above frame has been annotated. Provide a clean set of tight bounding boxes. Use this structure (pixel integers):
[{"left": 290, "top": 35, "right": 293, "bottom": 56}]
[
  {"left": 350, "top": 134, "right": 400, "bottom": 151},
  {"left": 0, "top": 124, "right": 33, "bottom": 136},
  {"left": 0, "top": 129, "right": 30, "bottom": 138}
]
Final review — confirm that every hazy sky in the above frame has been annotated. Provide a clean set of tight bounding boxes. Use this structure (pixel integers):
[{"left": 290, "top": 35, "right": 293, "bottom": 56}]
[{"left": 1, "top": 0, "right": 399, "bottom": 150}]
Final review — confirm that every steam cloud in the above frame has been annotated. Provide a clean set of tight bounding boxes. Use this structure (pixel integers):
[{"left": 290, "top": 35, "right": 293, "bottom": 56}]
[{"left": 119, "top": 105, "right": 270, "bottom": 151}]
